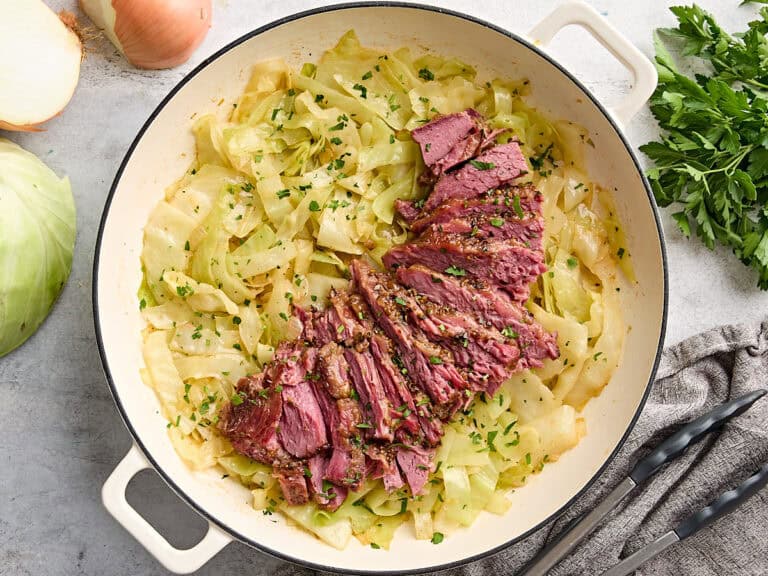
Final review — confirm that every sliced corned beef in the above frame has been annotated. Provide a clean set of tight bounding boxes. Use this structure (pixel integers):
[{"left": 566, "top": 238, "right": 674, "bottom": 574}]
[
  {"left": 311, "top": 306, "right": 342, "bottom": 346},
  {"left": 295, "top": 305, "right": 315, "bottom": 342},
  {"left": 368, "top": 334, "right": 421, "bottom": 437},
  {"left": 366, "top": 445, "right": 404, "bottom": 492},
  {"left": 329, "top": 289, "right": 372, "bottom": 347},
  {"left": 307, "top": 454, "right": 347, "bottom": 511},
  {"left": 395, "top": 198, "right": 421, "bottom": 224},
  {"left": 351, "top": 259, "right": 466, "bottom": 415},
  {"left": 317, "top": 342, "right": 351, "bottom": 399},
  {"left": 418, "top": 304, "right": 521, "bottom": 392},
  {"left": 344, "top": 348, "right": 394, "bottom": 442},
  {"left": 409, "top": 185, "right": 544, "bottom": 251},
  {"left": 278, "top": 348, "right": 328, "bottom": 459},
  {"left": 344, "top": 296, "right": 443, "bottom": 444},
  {"left": 218, "top": 371, "right": 287, "bottom": 465},
  {"left": 383, "top": 227, "right": 546, "bottom": 303},
  {"left": 325, "top": 397, "right": 366, "bottom": 488},
  {"left": 274, "top": 462, "right": 310, "bottom": 506},
  {"left": 423, "top": 142, "right": 528, "bottom": 212},
  {"left": 309, "top": 367, "right": 366, "bottom": 491},
  {"left": 411, "top": 109, "right": 483, "bottom": 174},
  {"left": 395, "top": 264, "right": 559, "bottom": 366},
  {"left": 396, "top": 446, "right": 434, "bottom": 496},
  {"left": 373, "top": 282, "right": 523, "bottom": 394}
]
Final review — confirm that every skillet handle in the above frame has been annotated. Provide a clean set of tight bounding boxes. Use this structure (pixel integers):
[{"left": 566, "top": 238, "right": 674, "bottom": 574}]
[
  {"left": 528, "top": 1, "right": 657, "bottom": 127},
  {"left": 102, "top": 444, "right": 232, "bottom": 574}
]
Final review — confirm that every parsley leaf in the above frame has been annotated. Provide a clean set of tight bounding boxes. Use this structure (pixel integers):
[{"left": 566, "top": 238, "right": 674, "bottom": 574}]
[
  {"left": 444, "top": 265, "right": 467, "bottom": 277},
  {"left": 469, "top": 160, "right": 495, "bottom": 171},
  {"left": 352, "top": 83, "right": 368, "bottom": 99},
  {"left": 641, "top": 5, "right": 768, "bottom": 288},
  {"left": 418, "top": 67, "right": 435, "bottom": 81}
]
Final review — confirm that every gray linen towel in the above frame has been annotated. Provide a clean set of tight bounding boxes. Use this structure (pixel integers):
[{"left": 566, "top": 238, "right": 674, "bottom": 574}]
[{"left": 275, "top": 321, "right": 768, "bottom": 576}]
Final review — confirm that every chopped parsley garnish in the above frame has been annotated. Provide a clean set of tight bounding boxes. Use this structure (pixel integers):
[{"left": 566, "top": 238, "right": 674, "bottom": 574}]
[
  {"left": 512, "top": 195, "right": 524, "bottom": 219},
  {"left": 356, "top": 422, "right": 373, "bottom": 429},
  {"left": 444, "top": 265, "right": 467, "bottom": 277},
  {"left": 184, "top": 240, "right": 190, "bottom": 251},
  {"left": 276, "top": 189, "right": 291, "bottom": 199},
  {"left": 309, "top": 200, "right": 321, "bottom": 212},
  {"left": 503, "top": 420, "right": 517, "bottom": 435},
  {"left": 501, "top": 327, "right": 519, "bottom": 339},
  {"left": 418, "top": 67, "right": 435, "bottom": 81},
  {"left": 139, "top": 298, "right": 147, "bottom": 311},
  {"left": 566, "top": 257, "right": 578, "bottom": 269},
  {"left": 425, "top": 143, "right": 431, "bottom": 152},
  {"left": 230, "top": 392, "right": 244, "bottom": 406},
  {"left": 431, "top": 532, "right": 444, "bottom": 544},
  {"left": 394, "top": 296, "right": 407, "bottom": 306},
  {"left": 617, "top": 247, "right": 626, "bottom": 259},
  {"left": 490, "top": 217, "right": 504, "bottom": 227},
  {"left": 525, "top": 452, "right": 532, "bottom": 465},
  {"left": 469, "top": 160, "right": 495, "bottom": 171},
  {"left": 429, "top": 356, "right": 443, "bottom": 365},
  {"left": 314, "top": 94, "right": 324, "bottom": 103},
  {"left": 232, "top": 316, "right": 242, "bottom": 325},
  {"left": 330, "top": 136, "right": 342, "bottom": 145},
  {"left": 529, "top": 143, "right": 554, "bottom": 170},
  {"left": 361, "top": 70, "right": 373, "bottom": 80},
  {"left": 328, "top": 121, "right": 345, "bottom": 131},
  {"left": 487, "top": 430, "right": 498, "bottom": 452},
  {"left": 352, "top": 83, "right": 368, "bottom": 99},
  {"left": 370, "top": 543, "right": 381, "bottom": 549},
  {"left": 389, "top": 134, "right": 395, "bottom": 144}
]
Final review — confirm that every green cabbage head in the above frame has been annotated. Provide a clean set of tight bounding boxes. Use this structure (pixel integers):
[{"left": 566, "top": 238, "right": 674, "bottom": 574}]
[{"left": 0, "top": 138, "right": 76, "bottom": 356}]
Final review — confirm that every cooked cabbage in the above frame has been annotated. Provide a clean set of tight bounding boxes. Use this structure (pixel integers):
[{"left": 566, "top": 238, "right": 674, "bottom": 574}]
[{"left": 139, "top": 30, "right": 628, "bottom": 551}]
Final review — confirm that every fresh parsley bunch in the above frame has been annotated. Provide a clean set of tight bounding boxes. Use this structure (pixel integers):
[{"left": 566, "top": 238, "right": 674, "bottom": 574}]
[{"left": 641, "top": 4, "right": 768, "bottom": 288}]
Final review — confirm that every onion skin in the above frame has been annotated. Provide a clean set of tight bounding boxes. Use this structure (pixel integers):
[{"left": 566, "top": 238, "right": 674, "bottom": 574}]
[
  {"left": 0, "top": 120, "right": 44, "bottom": 133},
  {"left": 106, "top": 0, "right": 212, "bottom": 69}
]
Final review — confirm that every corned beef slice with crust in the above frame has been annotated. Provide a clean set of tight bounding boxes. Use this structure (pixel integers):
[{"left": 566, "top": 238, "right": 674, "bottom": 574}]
[
  {"left": 411, "top": 109, "right": 485, "bottom": 175},
  {"left": 383, "top": 226, "right": 546, "bottom": 303},
  {"left": 409, "top": 184, "right": 544, "bottom": 251},
  {"left": 218, "top": 371, "right": 285, "bottom": 465},
  {"left": 396, "top": 445, "right": 434, "bottom": 496},
  {"left": 424, "top": 142, "right": 528, "bottom": 211},
  {"left": 396, "top": 265, "right": 559, "bottom": 367},
  {"left": 351, "top": 259, "right": 466, "bottom": 412},
  {"left": 277, "top": 347, "right": 328, "bottom": 459}
]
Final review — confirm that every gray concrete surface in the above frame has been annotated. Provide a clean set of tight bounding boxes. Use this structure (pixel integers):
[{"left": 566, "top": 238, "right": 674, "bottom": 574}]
[{"left": 2, "top": 1, "right": 766, "bottom": 574}]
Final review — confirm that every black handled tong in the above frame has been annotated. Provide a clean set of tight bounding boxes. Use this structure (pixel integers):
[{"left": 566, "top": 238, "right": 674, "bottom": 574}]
[{"left": 522, "top": 389, "right": 767, "bottom": 576}]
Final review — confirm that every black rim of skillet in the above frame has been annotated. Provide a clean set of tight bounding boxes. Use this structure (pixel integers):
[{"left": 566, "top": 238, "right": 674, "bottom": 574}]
[{"left": 92, "top": 2, "right": 669, "bottom": 573}]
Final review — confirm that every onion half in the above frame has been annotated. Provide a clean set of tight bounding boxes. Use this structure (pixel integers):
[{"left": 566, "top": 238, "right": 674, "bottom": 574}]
[
  {"left": 0, "top": 2, "right": 82, "bottom": 132},
  {"left": 80, "top": 0, "right": 212, "bottom": 70}
]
